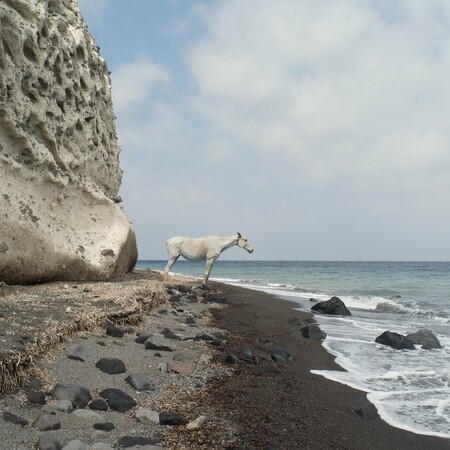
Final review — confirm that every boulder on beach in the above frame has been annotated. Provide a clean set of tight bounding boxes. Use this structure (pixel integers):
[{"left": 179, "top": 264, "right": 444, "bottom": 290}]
[
  {"left": 311, "top": 296, "right": 352, "bottom": 316},
  {"left": 375, "top": 331, "right": 416, "bottom": 350},
  {"left": 99, "top": 388, "right": 136, "bottom": 413},
  {"left": 0, "top": 0, "right": 137, "bottom": 284},
  {"left": 3, "top": 411, "right": 28, "bottom": 427},
  {"left": 300, "top": 324, "right": 327, "bottom": 340},
  {"left": 125, "top": 372, "right": 155, "bottom": 391},
  {"left": 50, "top": 383, "right": 92, "bottom": 409},
  {"left": 117, "top": 436, "right": 161, "bottom": 447},
  {"left": 159, "top": 411, "right": 187, "bottom": 426},
  {"left": 95, "top": 358, "right": 126, "bottom": 374}
]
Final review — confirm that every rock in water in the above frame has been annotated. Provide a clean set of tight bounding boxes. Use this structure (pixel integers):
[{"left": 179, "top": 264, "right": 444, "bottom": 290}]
[
  {"left": 311, "top": 296, "right": 352, "bottom": 316},
  {"left": 0, "top": 0, "right": 137, "bottom": 284},
  {"left": 406, "top": 329, "right": 442, "bottom": 349},
  {"left": 375, "top": 331, "right": 416, "bottom": 350}
]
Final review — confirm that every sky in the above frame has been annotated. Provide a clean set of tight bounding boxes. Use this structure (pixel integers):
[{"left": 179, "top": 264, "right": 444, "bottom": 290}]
[{"left": 77, "top": 0, "right": 450, "bottom": 261}]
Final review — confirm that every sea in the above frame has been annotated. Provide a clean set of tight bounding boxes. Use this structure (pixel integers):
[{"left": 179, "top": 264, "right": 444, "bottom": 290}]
[{"left": 137, "top": 260, "right": 450, "bottom": 439}]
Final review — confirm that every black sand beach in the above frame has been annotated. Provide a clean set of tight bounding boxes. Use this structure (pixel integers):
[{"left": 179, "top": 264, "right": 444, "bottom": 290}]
[
  {"left": 187, "top": 283, "right": 450, "bottom": 450},
  {"left": 1, "top": 271, "right": 449, "bottom": 449}
]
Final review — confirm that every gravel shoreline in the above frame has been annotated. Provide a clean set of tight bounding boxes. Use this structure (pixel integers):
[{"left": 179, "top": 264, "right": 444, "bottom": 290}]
[
  {"left": 1, "top": 271, "right": 449, "bottom": 449},
  {"left": 1, "top": 271, "right": 233, "bottom": 449}
]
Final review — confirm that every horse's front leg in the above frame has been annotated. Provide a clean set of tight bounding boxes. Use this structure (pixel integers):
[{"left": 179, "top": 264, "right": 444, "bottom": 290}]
[{"left": 203, "top": 256, "right": 217, "bottom": 286}]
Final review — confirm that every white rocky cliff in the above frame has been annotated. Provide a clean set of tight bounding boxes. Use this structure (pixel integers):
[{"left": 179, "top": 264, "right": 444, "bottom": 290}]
[{"left": 0, "top": 0, "right": 138, "bottom": 283}]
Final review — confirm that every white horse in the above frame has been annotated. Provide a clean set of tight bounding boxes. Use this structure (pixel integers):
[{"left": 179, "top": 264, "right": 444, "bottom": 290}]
[{"left": 164, "top": 232, "right": 253, "bottom": 286}]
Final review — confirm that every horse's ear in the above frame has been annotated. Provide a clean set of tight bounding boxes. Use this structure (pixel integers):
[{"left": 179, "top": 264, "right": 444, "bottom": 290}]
[{"left": 237, "top": 232, "right": 241, "bottom": 238}]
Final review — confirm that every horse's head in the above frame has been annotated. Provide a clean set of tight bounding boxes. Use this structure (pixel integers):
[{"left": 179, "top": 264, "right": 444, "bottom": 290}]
[{"left": 237, "top": 232, "right": 253, "bottom": 253}]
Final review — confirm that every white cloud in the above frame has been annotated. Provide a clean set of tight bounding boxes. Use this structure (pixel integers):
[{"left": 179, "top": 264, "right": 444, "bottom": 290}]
[
  {"left": 111, "top": 54, "right": 170, "bottom": 110},
  {"left": 187, "top": 0, "right": 450, "bottom": 205}
]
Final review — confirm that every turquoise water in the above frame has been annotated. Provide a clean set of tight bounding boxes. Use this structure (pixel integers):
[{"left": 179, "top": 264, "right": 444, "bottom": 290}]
[
  {"left": 138, "top": 260, "right": 450, "bottom": 438},
  {"left": 138, "top": 260, "right": 450, "bottom": 317}
]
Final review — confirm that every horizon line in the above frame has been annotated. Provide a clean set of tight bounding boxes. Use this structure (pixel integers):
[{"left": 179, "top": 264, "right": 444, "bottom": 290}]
[{"left": 136, "top": 259, "right": 450, "bottom": 263}]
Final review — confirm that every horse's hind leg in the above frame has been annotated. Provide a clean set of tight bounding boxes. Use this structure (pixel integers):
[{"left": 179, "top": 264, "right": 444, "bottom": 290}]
[{"left": 164, "top": 255, "right": 180, "bottom": 274}]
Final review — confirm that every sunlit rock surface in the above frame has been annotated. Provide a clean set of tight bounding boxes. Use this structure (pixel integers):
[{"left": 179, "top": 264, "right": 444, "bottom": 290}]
[{"left": 0, "top": 0, "right": 137, "bottom": 283}]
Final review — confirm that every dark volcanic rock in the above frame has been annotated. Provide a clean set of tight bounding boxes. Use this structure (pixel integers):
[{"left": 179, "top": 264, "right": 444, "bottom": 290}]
[
  {"left": 161, "top": 328, "right": 181, "bottom": 340},
  {"left": 168, "top": 294, "right": 182, "bottom": 303},
  {"left": 89, "top": 399, "right": 108, "bottom": 411},
  {"left": 177, "top": 284, "right": 192, "bottom": 293},
  {"left": 50, "top": 383, "right": 92, "bottom": 409},
  {"left": 290, "top": 330, "right": 304, "bottom": 338},
  {"left": 225, "top": 353, "right": 242, "bottom": 364},
  {"left": 240, "top": 346, "right": 253, "bottom": 359},
  {"left": 211, "top": 337, "right": 225, "bottom": 346},
  {"left": 95, "top": 357, "right": 126, "bottom": 374},
  {"left": 100, "top": 388, "right": 136, "bottom": 412},
  {"left": 184, "top": 316, "right": 197, "bottom": 325},
  {"left": 106, "top": 321, "right": 124, "bottom": 338},
  {"left": 406, "top": 329, "right": 441, "bottom": 349},
  {"left": 300, "top": 324, "right": 327, "bottom": 340},
  {"left": 28, "top": 376, "right": 43, "bottom": 390},
  {"left": 135, "top": 332, "right": 152, "bottom": 344},
  {"left": 289, "top": 316, "right": 312, "bottom": 326},
  {"left": 3, "top": 411, "right": 28, "bottom": 426},
  {"left": 195, "top": 332, "right": 215, "bottom": 341},
  {"left": 202, "top": 293, "right": 228, "bottom": 304},
  {"left": 271, "top": 348, "right": 294, "bottom": 362},
  {"left": 117, "top": 436, "right": 160, "bottom": 447},
  {"left": 159, "top": 411, "right": 187, "bottom": 426},
  {"left": 375, "top": 331, "right": 416, "bottom": 350},
  {"left": 144, "top": 337, "right": 173, "bottom": 351},
  {"left": 66, "top": 342, "right": 91, "bottom": 361},
  {"left": 94, "top": 422, "right": 115, "bottom": 431},
  {"left": 311, "top": 296, "right": 352, "bottom": 316},
  {"left": 125, "top": 372, "right": 155, "bottom": 391},
  {"left": 33, "top": 413, "right": 61, "bottom": 431},
  {"left": 27, "top": 391, "right": 47, "bottom": 405},
  {"left": 271, "top": 353, "right": 287, "bottom": 364}
]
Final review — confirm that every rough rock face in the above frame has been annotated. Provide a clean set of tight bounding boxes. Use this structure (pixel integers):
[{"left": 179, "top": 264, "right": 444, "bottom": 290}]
[{"left": 0, "top": 0, "right": 137, "bottom": 283}]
